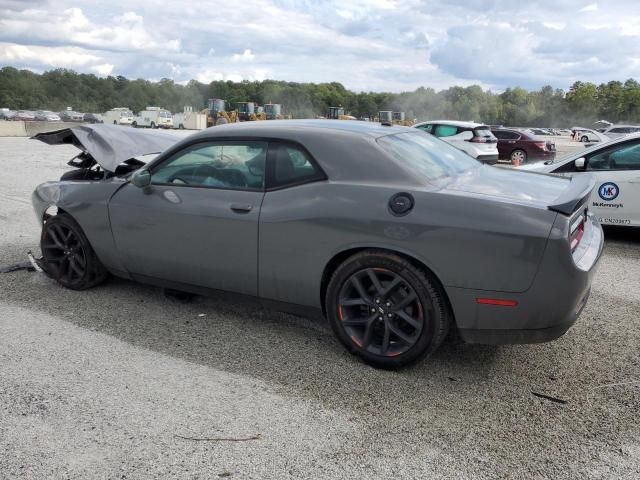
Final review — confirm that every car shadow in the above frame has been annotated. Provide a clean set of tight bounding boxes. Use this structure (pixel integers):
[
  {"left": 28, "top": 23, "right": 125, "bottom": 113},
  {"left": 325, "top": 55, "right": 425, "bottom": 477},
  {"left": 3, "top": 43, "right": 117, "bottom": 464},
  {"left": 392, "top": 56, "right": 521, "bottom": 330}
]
[
  {"left": 603, "top": 225, "right": 640, "bottom": 245},
  {"left": 0, "top": 240, "right": 629, "bottom": 419}
]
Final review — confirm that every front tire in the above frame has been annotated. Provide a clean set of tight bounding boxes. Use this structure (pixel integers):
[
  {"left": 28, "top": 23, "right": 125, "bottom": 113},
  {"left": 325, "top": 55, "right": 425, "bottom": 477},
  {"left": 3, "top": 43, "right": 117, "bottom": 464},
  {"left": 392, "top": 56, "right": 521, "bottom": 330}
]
[
  {"left": 581, "top": 135, "right": 589, "bottom": 142},
  {"left": 40, "top": 214, "right": 109, "bottom": 290},
  {"left": 326, "top": 250, "right": 451, "bottom": 368}
]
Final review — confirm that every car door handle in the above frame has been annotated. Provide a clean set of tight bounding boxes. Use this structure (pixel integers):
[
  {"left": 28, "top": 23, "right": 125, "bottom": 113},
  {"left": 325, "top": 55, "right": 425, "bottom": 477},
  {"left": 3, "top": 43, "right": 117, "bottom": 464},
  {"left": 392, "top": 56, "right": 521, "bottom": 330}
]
[
  {"left": 229, "top": 203, "right": 253, "bottom": 213},
  {"left": 629, "top": 178, "right": 640, "bottom": 184}
]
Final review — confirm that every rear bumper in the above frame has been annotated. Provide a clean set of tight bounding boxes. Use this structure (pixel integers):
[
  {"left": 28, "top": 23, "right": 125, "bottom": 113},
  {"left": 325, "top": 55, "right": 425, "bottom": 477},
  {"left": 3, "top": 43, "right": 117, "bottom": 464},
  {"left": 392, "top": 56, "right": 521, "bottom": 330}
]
[
  {"left": 476, "top": 154, "right": 499, "bottom": 164},
  {"left": 447, "top": 213, "right": 603, "bottom": 345},
  {"left": 458, "top": 289, "right": 590, "bottom": 344}
]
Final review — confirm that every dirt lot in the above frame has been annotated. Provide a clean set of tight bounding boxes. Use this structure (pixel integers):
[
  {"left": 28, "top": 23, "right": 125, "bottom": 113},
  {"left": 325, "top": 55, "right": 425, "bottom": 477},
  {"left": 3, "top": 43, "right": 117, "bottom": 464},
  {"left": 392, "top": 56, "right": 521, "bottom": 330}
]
[{"left": 0, "top": 136, "right": 639, "bottom": 479}]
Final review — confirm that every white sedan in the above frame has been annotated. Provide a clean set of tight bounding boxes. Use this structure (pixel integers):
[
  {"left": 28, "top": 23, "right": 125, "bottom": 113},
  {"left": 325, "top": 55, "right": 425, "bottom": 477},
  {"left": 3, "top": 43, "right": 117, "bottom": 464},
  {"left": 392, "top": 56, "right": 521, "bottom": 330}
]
[{"left": 523, "top": 133, "right": 640, "bottom": 227}]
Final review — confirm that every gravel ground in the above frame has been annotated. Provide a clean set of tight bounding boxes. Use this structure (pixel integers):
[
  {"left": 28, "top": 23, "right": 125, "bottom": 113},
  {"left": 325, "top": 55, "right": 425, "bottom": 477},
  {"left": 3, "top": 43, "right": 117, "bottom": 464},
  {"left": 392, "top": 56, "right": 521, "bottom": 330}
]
[{"left": 0, "top": 136, "right": 639, "bottom": 479}]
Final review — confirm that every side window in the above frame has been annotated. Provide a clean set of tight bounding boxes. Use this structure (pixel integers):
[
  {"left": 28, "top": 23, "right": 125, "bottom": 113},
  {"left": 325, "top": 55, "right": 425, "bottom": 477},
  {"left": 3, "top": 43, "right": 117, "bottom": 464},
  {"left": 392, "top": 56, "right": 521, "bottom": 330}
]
[
  {"left": 434, "top": 125, "right": 458, "bottom": 138},
  {"left": 499, "top": 131, "right": 520, "bottom": 140},
  {"left": 268, "top": 143, "right": 325, "bottom": 188},
  {"left": 151, "top": 141, "right": 266, "bottom": 190},
  {"left": 492, "top": 130, "right": 507, "bottom": 140},
  {"left": 416, "top": 124, "right": 433, "bottom": 134},
  {"left": 587, "top": 140, "right": 640, "bottom": 171}
]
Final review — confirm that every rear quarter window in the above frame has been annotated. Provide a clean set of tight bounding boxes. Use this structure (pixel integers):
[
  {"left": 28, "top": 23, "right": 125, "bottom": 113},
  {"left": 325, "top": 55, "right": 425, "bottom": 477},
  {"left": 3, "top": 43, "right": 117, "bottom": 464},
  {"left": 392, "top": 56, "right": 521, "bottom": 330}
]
[{"left": 434, "top": 125, "right": 458, "bottom": 137}]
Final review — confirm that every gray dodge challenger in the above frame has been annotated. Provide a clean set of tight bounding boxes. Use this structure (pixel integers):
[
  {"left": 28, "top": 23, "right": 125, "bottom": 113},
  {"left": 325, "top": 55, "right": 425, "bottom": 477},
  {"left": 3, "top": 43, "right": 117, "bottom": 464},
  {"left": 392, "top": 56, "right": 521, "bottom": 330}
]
[{"left": 32, "top": 121, "right": 603, "bottom": 367}]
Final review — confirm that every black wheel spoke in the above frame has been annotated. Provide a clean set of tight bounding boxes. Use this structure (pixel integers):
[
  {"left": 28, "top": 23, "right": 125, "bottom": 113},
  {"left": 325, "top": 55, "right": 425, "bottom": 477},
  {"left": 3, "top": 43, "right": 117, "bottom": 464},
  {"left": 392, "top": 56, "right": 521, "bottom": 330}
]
[
  {"left": 350, "top": 275, "right": 372, "bottom": 303},
  {"left": 396, "top": 310, "right": 421, "bottom": 329},
  {"left": 74, "top": 252, "right": 86, "bottom": 267},
  {"left": 340, "top": 297, "right": 369, "bottom": 307},
  {"left": 381, "top": 322, "right": 391, "bottom": 354},
  {"left": 391, "top": 291, "right": 417, "bottom": 312},
  {"left": 388, "top": 322, "right": 416, "bottom": 345},
  {"left": 342, "top": 317, "right": 369, "bottom": 327},
  {"left": 366, "top": 269, "right": 384, "bottom": 295},
  {"left": 361, "top": 313, "right": 379, "bottom": 348},
  {"left": 60, "top": 257, "right": 71, "bottom": 278},
  {"left": 69, "top": 258, "right": 84, "bottom": 277},
  {"left": 381, "top": 276, "right": 402, "bottom": 298},
  {"left": 48, "top": 227, "right": 65, "bottom": 249}
]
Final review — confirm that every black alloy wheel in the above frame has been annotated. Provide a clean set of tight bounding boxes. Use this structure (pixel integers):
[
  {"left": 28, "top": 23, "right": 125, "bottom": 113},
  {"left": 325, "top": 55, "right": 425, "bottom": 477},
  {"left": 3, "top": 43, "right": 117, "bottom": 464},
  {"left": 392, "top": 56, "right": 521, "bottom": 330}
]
[
  {"left": 338, "top": 268, "right": 423, "bottom": 357},
  {"left": 327, "top": 250, "right": 450, "bottom": 368},
  {"left": 41, "top": 213, "right": 108, "bottom": 290}
]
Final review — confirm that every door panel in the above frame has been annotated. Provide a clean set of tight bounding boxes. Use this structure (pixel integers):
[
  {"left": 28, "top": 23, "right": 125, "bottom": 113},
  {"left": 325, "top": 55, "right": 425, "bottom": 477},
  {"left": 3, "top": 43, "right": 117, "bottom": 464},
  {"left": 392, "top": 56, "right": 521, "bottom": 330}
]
[
  {"left": 589, "top": 172, "right": 640, "bottom": 226},
  {"left": 585, "top": 139, "right": 640, "bottom": 226},
  {"left": 109, "top": 184, "right": 264, "bottom": 294}
]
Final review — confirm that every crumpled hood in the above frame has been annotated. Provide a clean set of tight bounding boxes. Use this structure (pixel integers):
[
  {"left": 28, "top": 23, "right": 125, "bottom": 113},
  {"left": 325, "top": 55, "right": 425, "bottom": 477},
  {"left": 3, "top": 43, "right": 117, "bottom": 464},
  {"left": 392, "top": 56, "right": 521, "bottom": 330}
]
[
  {"left": 32, "top": 124, "right": 180, "bottom": 172},
  {"left": 440, "top": 164, "right": 571, "bottom": 208}
]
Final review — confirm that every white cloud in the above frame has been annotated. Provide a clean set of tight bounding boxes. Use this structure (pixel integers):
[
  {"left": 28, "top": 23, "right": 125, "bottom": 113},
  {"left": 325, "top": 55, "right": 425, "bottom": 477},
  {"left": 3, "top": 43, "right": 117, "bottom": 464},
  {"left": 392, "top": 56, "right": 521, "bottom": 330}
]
[
  {"left": 1, "top": 0, "right": 640, "bottom": 91},
  {"left": 580, "top": 3, "right": 599, "bottom": 12},
  {"left": 90, "top": 63, "right": 114, "bottom": 75},
  {"left": 231, "top": 49, "right": 255, "bottom": 62},
  {"left": 0, "top": 42, "right": 103, "bottom": 68}
]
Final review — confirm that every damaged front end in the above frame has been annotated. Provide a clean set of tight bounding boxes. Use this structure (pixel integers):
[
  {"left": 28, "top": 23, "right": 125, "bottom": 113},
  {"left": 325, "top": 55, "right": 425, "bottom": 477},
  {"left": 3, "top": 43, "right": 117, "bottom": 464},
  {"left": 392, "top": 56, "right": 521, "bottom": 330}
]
[{"left": 32, "top": 123, "right": 180, "bottom": 182}]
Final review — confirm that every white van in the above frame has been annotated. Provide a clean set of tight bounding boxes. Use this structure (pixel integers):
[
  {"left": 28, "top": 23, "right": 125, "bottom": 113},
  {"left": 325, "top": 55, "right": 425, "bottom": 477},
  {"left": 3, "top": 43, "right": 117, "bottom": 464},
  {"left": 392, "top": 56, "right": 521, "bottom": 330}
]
[
  {"left": 173, "top": 106, "right": 207, "bottom": 130},
  {"left": 133, "top": 107, "right": 173, "bottom": 129},
  {"left": 104, "top": 108, "right": 134, "bottom": 126}
]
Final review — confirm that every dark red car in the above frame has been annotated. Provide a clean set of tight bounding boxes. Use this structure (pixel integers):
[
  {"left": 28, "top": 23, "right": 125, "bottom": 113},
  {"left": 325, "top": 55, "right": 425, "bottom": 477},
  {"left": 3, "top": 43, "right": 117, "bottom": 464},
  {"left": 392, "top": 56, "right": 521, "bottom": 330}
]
[{"left": 492, "top": 128, "right": 556, "bottom": 164}]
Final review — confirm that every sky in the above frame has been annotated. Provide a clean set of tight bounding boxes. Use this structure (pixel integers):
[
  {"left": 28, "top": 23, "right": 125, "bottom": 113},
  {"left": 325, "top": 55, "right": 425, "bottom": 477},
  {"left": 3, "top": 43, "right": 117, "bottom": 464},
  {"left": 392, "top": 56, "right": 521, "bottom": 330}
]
[{"left": 1, "top": 0, "right": 639, "bottom": 92}]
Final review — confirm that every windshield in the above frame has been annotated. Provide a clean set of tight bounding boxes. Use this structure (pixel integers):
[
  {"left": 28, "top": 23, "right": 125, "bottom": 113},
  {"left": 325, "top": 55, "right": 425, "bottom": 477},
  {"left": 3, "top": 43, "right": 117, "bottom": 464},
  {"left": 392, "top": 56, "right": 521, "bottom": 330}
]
[
  {"left": 120, "top": 111, "right": 133, "bottom": 117},
  {"left": 377, "top": 131, "right": 480, "bottom": 181}
]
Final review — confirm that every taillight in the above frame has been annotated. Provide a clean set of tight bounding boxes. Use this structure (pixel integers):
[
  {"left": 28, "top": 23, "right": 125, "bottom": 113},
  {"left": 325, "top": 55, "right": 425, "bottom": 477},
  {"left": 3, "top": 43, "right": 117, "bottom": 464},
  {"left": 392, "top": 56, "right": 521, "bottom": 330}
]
[
  {"left": 570, "top": 211, "right": 586, "bottom": 252},
  {"left": 533, "top": 141, "right": 548, "bottom": 151},
  {"left": 468, "top": 136, "right": 497, "bottom": 143}
]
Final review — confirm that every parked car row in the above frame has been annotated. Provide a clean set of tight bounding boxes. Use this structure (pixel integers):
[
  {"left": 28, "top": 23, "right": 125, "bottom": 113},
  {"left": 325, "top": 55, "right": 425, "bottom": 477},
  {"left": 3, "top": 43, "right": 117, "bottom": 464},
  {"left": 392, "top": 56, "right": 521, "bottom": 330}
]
[{"left": 0, "top": 108, "right": 104, "bottom": 123}]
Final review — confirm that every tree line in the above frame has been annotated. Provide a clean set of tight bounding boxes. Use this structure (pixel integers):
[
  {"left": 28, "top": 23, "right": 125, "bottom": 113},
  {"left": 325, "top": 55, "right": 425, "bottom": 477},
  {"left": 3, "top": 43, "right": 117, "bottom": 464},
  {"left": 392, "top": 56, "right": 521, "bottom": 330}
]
[{"left": 2, "top": 66, "right": 640, "bottom": 127}]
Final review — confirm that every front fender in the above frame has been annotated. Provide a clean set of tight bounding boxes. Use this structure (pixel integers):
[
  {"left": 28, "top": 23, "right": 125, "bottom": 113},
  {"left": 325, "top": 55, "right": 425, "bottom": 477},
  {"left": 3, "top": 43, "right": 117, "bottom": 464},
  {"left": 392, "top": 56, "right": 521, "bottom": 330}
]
[{"left": 31, "top": 179, "right": 129, "bottom": 275}]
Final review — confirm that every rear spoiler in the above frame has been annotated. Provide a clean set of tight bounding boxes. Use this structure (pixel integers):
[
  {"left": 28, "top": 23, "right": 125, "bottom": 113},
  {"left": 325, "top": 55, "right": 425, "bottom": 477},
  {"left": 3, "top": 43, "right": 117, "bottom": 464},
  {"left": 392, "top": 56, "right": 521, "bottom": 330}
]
[{"left": 548, "top": 174, "right": 595, "bottom": 215}]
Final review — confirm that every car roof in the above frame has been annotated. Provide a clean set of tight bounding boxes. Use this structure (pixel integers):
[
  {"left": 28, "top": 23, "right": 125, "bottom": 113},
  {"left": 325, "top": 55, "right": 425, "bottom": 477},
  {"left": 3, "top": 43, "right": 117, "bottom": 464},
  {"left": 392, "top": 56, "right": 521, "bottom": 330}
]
[
  {"left": 605, "top": 124, "right": 640, "bottom": 129},
  {"left": 414, "top": 120, "right": 487, "bottom": 128},
  {"left": 194, "top": 118, "right": 410, "bottom": 138}
]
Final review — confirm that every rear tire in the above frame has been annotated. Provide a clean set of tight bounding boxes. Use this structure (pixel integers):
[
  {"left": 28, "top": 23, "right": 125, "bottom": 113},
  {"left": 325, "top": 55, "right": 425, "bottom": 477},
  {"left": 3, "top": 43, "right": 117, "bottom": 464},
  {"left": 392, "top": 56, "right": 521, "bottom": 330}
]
[
  {"left": 40, "top": 214, "right": 109, "bottom": 290},
  {"left": 510, "top": 149, "right": 527, "bottom": 165},
  {"left": 326, "top": 250, "right": 451, "bottom": 368},
  {"left": 581, "top": 136, "right": 589, "bottom": 142}
]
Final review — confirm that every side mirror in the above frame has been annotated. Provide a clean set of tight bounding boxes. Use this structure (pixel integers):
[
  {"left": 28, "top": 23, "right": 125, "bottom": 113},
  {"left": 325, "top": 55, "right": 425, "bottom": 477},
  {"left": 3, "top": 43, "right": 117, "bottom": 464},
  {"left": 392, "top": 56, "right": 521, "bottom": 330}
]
[
  {"left": 131, "top": 169, "right": 151, "bottom": 188},
  {"left": 574, "top": 157, "right": 586, "bottom": 170}
]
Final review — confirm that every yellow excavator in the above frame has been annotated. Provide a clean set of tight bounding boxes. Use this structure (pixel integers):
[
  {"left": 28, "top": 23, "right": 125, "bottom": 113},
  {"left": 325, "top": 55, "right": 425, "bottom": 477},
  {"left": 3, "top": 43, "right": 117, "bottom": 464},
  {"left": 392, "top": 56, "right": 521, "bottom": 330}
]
[{"left": 208, "top": 99, "right": 268, "bottom": 125}]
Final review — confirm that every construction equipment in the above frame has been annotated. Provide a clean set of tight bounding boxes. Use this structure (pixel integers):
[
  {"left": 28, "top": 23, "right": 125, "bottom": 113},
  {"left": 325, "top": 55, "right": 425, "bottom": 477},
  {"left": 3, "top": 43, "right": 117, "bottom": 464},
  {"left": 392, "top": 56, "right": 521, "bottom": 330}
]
[
  {"left": 378, "top": 111, "right": 393, "bottom": 124},
  {"left": 392, "top": 111, "right": 414, "bottom": 127},
  {"left": 327, "top": 106, "right": 356, "bottom": 120},
  {"left": 378, "top": 110, "right": 414, "bottom": 127},
  {"left": 207, "top": 98, "right": 239, "bottom": 126},
  {"left": 264, "top": 103, "right": 283, "bottom": 120}
]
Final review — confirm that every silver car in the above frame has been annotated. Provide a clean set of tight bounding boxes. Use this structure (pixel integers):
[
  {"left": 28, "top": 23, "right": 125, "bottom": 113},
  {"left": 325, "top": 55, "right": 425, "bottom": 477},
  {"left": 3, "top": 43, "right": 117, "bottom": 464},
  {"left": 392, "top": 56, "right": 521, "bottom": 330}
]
[
  {"left": 600, "top": 124, "right": 640, "bottom": 140},
  {"left": 32, "top": 122, "right": 603, "bottom": 367}
]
